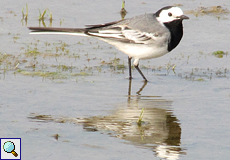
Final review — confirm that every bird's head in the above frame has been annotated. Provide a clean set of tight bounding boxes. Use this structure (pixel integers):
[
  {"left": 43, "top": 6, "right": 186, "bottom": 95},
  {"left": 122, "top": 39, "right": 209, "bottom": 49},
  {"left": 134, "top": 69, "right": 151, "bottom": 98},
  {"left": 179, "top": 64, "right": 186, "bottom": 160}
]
[{"left": 156, "top": 6, "right": 189, "bottom": 23}]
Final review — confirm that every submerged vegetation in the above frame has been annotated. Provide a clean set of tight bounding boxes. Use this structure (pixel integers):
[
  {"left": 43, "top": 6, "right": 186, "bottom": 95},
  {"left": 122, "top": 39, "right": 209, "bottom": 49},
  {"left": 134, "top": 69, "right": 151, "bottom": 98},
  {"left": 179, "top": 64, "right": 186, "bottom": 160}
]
[
  {"left": 1, "top": 43, "right": 230, "bottom": 82},
  {"left": 0, "top": 39, "right": 129, "bottom": 81},
  {"left": 185, "top": 6, "right": 230, "bottom": 18},
  {"left": 213, "top": 51, "right": 228, "bottom": 58},
  {"left": 17, "top": 69, "right": 59, "bottom": 78}
]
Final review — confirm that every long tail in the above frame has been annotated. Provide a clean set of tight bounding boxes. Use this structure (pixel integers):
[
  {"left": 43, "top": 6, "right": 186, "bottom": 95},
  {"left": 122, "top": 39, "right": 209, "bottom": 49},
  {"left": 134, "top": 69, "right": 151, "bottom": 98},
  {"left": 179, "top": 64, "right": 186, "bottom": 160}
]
[
  {"left": 28, "top": 27, "right": 87, "bottom": 36},
  {"left": 28, "top": 20, "right": 123, "bottom": 36}
]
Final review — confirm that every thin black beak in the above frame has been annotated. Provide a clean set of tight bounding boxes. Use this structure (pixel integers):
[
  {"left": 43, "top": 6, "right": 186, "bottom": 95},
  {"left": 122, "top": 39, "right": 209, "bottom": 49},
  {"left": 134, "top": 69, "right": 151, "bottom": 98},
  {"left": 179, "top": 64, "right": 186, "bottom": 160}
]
[{"left": 178, "top": 15, "right": 189, "bottom": 20}]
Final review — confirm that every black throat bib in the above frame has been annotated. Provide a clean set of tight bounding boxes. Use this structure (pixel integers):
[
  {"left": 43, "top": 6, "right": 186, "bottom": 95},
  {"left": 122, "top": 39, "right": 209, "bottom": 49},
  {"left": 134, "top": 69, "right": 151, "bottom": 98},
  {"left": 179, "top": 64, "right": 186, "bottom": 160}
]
[{"left": 164, "top": 20, "right": 183, "bottom": 52}]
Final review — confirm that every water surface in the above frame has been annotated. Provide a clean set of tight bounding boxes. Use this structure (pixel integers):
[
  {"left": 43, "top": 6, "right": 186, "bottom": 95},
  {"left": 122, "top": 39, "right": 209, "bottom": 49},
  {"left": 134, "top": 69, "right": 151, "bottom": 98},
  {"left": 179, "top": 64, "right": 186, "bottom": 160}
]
[{"left": 1, "top": 0, "right": 230, "bottom": 159}]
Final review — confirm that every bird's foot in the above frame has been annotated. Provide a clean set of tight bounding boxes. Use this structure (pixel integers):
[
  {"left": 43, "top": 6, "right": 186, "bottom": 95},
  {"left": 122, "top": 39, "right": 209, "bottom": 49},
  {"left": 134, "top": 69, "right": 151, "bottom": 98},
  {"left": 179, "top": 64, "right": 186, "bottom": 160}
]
[{"left": 126, "top": 76, "right": 133, "bottom": 80}]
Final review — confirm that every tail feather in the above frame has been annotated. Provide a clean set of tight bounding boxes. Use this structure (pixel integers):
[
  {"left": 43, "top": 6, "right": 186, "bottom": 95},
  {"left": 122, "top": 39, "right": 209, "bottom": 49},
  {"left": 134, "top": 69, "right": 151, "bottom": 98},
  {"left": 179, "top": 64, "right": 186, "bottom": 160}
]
[{"left": 28, "top": 27, "right": 86, "bottom": 33}]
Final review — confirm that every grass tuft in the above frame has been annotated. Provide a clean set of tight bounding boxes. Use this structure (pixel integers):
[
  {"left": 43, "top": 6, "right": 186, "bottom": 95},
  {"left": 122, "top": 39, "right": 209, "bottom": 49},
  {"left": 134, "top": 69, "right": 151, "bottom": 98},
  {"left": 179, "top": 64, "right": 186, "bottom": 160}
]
[
  {"left": 137, "top": 108, "right": 145, "bottom": 126},
  {"left": 213, "top": 50, "right": 227, "bottom": 58},
  {"left": 22, "top": 4, "right": 28, "bottom": 21},
  {"left": 120, "top": 0, "right": 127, "bottom": 19}
]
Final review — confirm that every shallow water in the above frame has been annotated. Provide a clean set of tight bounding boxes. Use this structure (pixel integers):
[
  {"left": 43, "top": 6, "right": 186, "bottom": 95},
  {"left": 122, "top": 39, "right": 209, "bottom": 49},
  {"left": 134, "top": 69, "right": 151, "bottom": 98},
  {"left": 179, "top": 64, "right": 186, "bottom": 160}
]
[{"left": 1, "top": 0, "right": 230, "bottom": 159}]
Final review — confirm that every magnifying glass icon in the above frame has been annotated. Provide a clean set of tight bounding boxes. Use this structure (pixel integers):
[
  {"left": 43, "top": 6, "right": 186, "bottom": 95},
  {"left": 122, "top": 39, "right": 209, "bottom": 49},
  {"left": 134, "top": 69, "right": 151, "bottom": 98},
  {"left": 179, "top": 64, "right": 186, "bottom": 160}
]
[{"left": 3, "top": 141, "right": 18, "bottom": 157}]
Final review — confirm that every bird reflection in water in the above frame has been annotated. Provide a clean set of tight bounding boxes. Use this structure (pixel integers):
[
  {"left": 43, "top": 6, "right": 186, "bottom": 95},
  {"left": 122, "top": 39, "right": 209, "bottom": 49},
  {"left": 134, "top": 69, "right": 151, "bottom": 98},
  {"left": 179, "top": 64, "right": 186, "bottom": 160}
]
[
  {"left": 28, "top": 80, "right": 186, "bottom": 159},
  {"left": 83, "top": 80, "right": 186, "bottom": 159}
]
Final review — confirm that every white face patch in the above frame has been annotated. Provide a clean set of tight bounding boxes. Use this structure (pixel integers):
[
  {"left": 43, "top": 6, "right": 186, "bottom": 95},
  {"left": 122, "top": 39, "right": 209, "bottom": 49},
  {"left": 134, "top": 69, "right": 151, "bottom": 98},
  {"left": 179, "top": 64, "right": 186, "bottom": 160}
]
[{"left": 157, "top": 7, "right": 184, "bottom": 23}]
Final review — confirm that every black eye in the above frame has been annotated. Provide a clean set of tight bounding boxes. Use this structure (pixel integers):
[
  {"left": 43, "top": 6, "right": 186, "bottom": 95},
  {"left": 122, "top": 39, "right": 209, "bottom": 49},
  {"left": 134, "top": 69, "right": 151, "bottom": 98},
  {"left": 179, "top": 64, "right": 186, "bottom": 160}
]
[{"left": 168, "top": 12, "right": 172, "bottom": 16}]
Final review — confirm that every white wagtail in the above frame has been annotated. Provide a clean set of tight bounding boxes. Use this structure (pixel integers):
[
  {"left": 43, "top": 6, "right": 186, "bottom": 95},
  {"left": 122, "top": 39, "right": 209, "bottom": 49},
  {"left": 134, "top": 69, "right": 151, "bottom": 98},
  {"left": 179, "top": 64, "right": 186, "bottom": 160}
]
[{"left": 29, "top": 6, "right": 189, "bottom": 81}]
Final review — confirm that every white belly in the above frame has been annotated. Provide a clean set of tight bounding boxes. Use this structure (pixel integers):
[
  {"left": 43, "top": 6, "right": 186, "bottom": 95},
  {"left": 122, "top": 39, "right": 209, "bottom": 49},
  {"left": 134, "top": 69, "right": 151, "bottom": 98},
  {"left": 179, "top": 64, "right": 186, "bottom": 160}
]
[
  {"left": 100, "top": 38, "right": 169, "bottom": 66},
  {"left": 116, "top": 43, "right": 169, "bottom": 60}
]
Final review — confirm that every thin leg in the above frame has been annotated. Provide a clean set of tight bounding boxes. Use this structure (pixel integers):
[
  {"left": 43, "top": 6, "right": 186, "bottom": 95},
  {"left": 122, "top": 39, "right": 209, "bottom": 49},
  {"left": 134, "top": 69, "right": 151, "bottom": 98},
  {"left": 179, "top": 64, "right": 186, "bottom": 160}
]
[
  {"left": 128, "top": 79, "right": 132, "bottom": 99},
  {"left": 136, "top": 81, "right": 148, "bottom": 95},
  {"left": 128, "top": 57, "right": 132, "bottom": 80},
  {"left": 127, "top": 79, "right": 132, "bottom": 106},
  {"left": 134, "top": 65, "right": 148, "bottom": 82}
]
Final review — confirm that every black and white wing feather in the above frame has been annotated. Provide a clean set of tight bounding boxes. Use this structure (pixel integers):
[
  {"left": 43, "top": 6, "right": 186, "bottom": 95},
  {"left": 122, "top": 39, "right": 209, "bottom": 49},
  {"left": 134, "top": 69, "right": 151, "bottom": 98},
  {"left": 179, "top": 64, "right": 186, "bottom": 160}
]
[
  {"left": 29, "top": 14, "right": 170, "bottom": 45},
  {"left": 85, "top": 14, "right": 169, "bottom": 45},
  {"left": 86, "top": 25, "right": 160, "bottom": 44}
]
